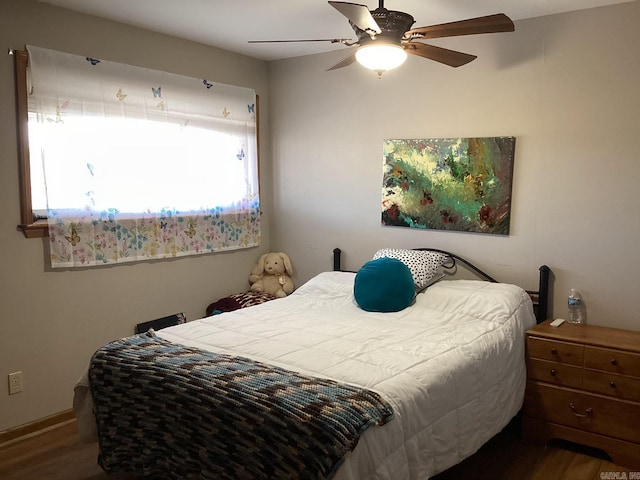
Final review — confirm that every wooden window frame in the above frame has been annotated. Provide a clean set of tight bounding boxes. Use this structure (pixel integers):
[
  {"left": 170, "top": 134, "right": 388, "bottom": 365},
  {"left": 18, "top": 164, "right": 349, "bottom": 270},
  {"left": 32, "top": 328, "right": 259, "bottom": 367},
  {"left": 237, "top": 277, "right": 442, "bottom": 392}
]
[
  {"left": 13, "top": 49, "right": 261, "bottom": 240},
  {"left": 14, "top": 49, "right": 48, "bottom": 238}
]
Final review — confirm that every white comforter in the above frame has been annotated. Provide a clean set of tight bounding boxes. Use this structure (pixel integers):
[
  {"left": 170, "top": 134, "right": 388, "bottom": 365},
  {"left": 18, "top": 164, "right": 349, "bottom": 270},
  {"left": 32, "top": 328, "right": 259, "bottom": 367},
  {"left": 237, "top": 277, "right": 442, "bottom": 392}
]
[{"left": 153, "top": 271, "right": 536, "bottom": 479}]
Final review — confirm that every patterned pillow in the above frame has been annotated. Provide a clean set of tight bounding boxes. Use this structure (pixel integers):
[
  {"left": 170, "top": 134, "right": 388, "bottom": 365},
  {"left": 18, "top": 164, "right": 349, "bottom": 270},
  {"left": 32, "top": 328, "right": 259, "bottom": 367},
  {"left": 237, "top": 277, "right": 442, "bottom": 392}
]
[
  {"left": 373, "top": 248, "right": 447, "bottom": 290},
  {"left": 205, "top": 291, "right": 276, "bottom": 316}
]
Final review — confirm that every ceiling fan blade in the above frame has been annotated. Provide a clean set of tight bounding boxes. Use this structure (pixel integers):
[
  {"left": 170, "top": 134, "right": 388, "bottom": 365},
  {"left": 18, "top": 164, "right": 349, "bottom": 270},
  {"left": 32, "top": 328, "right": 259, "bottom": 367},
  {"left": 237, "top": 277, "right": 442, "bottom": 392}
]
[
  {"left": 329, "top": 1, "right": 381, "bottom": 34},
  {"left": 405, "top": 13, "right": 514, "bottom": 40},
  {"left": 248, "top": 38, "right": 351, "bottom": 44},
  {"left": 405, "top": 43, "right": 477, "bottom": 68},
  {"left": 326, "top": 50, "right": 358, "bottom": 71}
]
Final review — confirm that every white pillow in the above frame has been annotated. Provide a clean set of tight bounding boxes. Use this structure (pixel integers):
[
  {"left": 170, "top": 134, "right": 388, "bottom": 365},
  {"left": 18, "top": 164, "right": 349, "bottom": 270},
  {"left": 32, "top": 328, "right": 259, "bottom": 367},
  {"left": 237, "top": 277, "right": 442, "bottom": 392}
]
[{"left": 373, "top": 248, "right": 447, "bottom": 290}]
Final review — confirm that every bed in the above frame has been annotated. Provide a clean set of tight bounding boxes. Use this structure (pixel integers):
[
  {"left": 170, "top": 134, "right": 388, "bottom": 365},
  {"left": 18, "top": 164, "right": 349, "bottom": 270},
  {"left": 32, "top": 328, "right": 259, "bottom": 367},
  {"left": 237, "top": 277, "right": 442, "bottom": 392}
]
[{"left": 74, "top": 248, "right": 551, "bottom": 479}]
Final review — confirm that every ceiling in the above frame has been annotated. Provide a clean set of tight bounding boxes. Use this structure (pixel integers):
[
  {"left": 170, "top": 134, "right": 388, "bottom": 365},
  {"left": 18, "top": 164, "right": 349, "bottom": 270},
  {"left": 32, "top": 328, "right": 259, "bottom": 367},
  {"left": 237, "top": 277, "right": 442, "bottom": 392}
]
[{"left": 38, "top": 0, "right": 635, "bottom": 61}]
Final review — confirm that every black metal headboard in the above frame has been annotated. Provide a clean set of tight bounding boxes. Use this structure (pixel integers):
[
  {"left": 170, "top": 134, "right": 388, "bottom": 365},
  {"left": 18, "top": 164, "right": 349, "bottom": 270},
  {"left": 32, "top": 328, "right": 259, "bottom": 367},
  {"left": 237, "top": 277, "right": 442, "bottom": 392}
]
[{"left": 332, "top": 248, "right": 551, "bottom": 324}]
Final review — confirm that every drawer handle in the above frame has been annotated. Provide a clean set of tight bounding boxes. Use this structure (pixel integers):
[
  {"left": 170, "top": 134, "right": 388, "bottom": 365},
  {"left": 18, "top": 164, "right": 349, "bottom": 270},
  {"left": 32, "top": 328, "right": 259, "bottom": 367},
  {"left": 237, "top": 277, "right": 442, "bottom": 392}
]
[
  {"left": 551, "top": 348, "right": 558, "bottom": 355},
  {"left": 569, "top": 403, "right": 593, "bottom": 419},
  {"left": 610, "top": 381, "right": 616, "bottom": 389},
  {"left": 610, "top": 358, "right": 617, "bottom": 366},
  {"left": 550, "top": 369, "right": 557, "bottom": 377}
]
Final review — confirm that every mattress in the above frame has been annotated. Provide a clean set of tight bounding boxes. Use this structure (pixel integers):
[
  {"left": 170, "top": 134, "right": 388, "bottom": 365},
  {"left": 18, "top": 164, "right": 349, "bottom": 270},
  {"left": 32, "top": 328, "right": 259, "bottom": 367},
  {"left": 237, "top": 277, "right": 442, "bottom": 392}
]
[{"left": 154, "top": 271, "right": 536, "bottom": 479}]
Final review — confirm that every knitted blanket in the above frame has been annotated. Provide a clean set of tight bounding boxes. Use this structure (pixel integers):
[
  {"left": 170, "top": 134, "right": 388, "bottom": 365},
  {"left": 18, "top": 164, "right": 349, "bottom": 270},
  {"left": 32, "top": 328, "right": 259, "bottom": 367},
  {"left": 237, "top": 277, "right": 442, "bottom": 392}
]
[{"left": 89, "top": 331, "right": 394, "bottom": 479}]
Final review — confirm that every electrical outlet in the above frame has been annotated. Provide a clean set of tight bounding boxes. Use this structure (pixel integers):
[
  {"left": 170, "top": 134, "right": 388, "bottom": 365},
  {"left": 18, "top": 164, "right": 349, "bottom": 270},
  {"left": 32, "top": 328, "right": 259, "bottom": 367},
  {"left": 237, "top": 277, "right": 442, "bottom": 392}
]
[{"left": 8, "top": 371, "right": 23, "bottom": 395}]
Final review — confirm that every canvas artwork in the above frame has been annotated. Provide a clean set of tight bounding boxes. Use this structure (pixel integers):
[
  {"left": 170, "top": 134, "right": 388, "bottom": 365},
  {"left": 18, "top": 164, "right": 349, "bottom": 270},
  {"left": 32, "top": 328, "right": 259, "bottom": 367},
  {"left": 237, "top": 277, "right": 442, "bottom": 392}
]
[{"left": 381, "top": 137, "right": 516, "bottom": 235}]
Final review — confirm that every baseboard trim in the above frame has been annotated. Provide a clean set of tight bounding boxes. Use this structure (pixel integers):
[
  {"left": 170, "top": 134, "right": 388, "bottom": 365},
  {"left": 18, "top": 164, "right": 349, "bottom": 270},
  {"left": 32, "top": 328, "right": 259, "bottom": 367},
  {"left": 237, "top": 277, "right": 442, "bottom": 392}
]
[{"left": 0, "top": 409, "right": 75, "bottom": 447}]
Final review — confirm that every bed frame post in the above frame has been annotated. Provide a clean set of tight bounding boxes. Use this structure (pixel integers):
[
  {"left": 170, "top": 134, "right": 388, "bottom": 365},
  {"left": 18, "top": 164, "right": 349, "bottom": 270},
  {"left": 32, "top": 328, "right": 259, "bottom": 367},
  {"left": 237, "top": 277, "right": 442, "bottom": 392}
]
[
  {"left": 537, "top": 265, "right": 550, "bottom": 323},
  {"left": 333, "top": 248, "right": 342, "bottom": 271}
]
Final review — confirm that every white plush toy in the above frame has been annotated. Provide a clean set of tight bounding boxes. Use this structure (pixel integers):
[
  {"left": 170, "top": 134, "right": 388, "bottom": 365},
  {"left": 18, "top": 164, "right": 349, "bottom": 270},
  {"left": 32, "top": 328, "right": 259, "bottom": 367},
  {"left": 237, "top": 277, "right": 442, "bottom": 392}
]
[{"left": 249, "top": 252, "right": 294, "bottom": 298}]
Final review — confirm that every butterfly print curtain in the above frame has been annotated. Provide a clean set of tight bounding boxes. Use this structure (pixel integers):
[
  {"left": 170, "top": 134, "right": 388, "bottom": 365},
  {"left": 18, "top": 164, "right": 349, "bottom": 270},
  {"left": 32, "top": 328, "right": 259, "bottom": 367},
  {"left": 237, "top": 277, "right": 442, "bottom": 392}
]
[{"left": 26, "top": 45, "right": 260, "bottom": 268}]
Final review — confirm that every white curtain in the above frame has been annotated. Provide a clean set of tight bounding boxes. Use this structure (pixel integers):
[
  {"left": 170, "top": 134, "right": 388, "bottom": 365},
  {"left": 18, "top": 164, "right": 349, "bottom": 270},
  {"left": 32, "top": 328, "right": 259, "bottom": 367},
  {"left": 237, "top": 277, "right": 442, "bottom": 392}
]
[{"left": 27, "top": 45, "right": 260, "bottom": 268}]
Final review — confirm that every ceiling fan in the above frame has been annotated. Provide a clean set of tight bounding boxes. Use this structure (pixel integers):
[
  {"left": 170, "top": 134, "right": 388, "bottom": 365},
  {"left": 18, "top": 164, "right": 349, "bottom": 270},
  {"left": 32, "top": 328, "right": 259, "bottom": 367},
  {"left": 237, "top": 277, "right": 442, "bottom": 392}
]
[{"left": 249, "top": 1, "right": 515, "bottom": 77}]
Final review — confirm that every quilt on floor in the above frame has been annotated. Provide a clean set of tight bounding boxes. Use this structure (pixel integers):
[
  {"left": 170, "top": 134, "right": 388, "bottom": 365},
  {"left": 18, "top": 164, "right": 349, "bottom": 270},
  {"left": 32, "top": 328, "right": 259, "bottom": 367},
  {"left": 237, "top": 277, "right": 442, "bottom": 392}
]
[{"left": 89, "top": 330, "right": 394, "bottom": 480}]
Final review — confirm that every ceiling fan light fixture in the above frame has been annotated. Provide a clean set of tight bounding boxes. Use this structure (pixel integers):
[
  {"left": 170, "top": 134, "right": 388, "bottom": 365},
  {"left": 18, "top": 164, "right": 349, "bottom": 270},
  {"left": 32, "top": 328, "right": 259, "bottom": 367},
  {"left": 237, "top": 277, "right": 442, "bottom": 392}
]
[{"left": 355, "top": 43, "right": 407, "bottom": 76}]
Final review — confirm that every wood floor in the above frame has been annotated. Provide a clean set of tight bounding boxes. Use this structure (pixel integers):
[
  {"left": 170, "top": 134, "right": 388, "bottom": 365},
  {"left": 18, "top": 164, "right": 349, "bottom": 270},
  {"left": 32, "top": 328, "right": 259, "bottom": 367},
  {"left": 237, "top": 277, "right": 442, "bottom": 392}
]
[{"left": 0, "top": 419, "right": 634, "bottom": 479}]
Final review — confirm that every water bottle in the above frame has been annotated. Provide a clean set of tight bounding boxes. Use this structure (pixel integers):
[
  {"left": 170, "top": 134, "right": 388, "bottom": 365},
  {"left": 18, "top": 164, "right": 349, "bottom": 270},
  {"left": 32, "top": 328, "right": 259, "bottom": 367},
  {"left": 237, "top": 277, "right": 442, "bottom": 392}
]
[{"left": 567, "top": 289, "right": 584, "bottom": 324}]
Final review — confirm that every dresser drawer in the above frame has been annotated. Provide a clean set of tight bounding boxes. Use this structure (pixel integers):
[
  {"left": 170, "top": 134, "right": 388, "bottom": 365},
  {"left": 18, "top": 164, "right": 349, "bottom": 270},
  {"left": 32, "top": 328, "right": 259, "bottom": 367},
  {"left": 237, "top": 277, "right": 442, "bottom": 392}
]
[
  {"left": 527, "top": 358, "right": 583, "bottom": 388},
  {"left": 583, "top": 369, "right": 640, "bottom": 402},
  {"left": 584, "top": 346, "right": 640, "bottom": 378},
  {"left": 527, "top": 337, "right": 583, "bottom": 365},
  {"left": 525, "top": 381, "right": 640, "bottom": 444}
]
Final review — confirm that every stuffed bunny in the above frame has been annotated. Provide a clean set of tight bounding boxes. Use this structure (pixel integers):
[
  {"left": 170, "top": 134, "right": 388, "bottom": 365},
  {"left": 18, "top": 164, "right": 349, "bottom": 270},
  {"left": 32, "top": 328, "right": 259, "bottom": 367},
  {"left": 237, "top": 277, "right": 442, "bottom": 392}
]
[{"left": 249, "top": 252, "right": 294, "bottom": 298}]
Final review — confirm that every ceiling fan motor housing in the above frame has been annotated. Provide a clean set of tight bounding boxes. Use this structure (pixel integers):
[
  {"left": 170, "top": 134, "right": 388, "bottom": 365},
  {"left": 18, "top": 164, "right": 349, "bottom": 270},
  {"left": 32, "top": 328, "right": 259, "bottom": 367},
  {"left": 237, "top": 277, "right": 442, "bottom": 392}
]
[{"left": 353, "top": 8, "right": 415, "bottom": 45}]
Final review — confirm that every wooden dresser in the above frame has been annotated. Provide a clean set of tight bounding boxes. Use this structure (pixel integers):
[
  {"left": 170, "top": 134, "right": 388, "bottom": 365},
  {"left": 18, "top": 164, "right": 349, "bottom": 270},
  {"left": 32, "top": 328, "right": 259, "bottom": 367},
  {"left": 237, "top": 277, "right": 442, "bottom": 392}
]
[{"left": 523, "top": 320, "right": 640, "bottom": 468}]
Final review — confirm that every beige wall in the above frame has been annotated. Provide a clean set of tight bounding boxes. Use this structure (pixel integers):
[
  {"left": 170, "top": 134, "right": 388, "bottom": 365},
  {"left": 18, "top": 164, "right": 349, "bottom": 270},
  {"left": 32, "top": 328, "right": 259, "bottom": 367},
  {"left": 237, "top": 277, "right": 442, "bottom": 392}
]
[
  {"left": 0, "top": 0, "right": 271, "bottom": 431},
  {"left": 269, "top": 3, "right": 640, "bottom": 329},
  {"left": 2, "top": 0, "right": 639, "bottom": 433}
]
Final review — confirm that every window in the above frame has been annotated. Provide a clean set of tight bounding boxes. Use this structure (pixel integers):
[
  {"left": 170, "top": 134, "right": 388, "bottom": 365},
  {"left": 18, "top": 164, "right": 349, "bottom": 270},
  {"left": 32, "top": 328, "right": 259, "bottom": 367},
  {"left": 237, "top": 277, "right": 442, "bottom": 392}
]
[{"left": 13, "top": 46, "right": 261, "bottom": 267}]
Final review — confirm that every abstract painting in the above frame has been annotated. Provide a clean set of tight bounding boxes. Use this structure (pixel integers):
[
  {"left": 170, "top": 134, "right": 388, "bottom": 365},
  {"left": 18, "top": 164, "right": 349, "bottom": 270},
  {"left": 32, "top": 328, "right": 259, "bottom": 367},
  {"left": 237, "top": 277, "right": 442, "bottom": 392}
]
[{"left": 381, "top": 137, "right": 515, "bottom": 235}]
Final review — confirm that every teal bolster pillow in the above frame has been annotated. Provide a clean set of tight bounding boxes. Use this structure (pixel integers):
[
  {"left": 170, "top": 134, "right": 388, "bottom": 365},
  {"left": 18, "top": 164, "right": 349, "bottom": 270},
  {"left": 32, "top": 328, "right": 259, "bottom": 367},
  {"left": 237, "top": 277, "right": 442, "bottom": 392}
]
[{"left": 354, "top": 257, "right": 416, "bottom": 312}]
